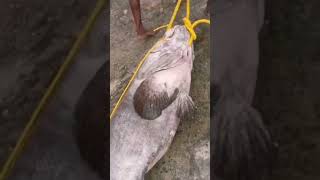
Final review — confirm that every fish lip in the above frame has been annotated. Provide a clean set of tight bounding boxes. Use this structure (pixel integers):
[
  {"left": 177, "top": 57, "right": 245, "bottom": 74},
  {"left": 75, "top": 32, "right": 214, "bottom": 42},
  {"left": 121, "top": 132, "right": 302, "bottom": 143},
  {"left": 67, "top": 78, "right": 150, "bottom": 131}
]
[{"left": 162, "top": 26, "right": 190, "bottom": 47}]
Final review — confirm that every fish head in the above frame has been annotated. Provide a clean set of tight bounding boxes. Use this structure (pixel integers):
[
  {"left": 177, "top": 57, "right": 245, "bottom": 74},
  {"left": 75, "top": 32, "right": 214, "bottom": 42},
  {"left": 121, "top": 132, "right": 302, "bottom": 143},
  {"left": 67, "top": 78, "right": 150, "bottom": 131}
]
[
  {"left": 164, "top": 25, "right": 190, "bottom": 46},
  {"left": 162, "top": 25, "right": 194, "bottom": 64}
]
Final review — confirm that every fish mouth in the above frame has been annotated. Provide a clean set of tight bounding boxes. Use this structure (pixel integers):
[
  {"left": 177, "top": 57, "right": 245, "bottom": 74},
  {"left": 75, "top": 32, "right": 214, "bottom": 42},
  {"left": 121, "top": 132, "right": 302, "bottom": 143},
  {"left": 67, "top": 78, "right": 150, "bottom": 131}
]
[{"left": 164, "top": 25, "right": 190, "bottom": 43}]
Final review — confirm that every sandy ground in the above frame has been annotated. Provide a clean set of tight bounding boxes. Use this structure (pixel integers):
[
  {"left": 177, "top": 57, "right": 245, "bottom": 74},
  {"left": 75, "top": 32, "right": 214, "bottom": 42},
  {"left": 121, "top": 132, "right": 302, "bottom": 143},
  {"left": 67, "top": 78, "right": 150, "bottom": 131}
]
[
  {"left": 0, "top": 0, "right": 96, "bottom": 167},
  {"left": 0, "top": 0, "right": 107, "bottom": 179},
  {"left": 8, "top": 10, "right": 107, "bottom": 179},
  {"left": 255, "top": 0, "right": 320, "bottom": 179},
  {"left": 110, "top": 0, "right": 210, "bottom": 179}
]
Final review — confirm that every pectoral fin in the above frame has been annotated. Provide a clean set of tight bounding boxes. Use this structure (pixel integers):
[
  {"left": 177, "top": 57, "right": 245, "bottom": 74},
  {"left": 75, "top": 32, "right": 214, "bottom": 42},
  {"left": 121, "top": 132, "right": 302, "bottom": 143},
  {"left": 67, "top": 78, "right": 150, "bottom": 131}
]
[
  {"left": 176, "top": 92, "right": 195, "bottom": 120},
  {"left": 133, "top": 78, "right": 179, "bottom": 120}
]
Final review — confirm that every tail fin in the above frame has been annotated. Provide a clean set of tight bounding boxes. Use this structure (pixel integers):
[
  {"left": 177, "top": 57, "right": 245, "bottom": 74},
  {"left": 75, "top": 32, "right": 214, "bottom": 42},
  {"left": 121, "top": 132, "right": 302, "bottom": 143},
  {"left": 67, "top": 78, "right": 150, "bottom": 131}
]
[{"left": 211, "top": 93, "right": 276, "bottom": 180}]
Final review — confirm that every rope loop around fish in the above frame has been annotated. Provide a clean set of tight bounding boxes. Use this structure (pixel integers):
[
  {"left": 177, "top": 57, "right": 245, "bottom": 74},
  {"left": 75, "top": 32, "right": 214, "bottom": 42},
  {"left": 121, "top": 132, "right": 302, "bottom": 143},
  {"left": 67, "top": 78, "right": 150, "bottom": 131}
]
[
  {"left": 110, "top": 0, "right": 210, "bottom": 120},
  {"left": 153, "top": 0, "right": 210, "bottom": 45}
]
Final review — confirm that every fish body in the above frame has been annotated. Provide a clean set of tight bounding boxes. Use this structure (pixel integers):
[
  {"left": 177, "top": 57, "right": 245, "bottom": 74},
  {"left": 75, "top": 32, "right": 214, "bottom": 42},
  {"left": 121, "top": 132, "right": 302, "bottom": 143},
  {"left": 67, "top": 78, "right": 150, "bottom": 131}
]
[{"left": 110, "top": 25, "right": 195, "bottom": 180}]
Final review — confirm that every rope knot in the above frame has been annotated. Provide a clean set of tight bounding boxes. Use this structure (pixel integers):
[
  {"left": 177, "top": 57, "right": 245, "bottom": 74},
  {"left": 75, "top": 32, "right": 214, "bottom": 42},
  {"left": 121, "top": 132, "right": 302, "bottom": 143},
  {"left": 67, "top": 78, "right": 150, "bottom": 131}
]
[{"left": 183, "top": 17, "right": 197, "bottom": 45}]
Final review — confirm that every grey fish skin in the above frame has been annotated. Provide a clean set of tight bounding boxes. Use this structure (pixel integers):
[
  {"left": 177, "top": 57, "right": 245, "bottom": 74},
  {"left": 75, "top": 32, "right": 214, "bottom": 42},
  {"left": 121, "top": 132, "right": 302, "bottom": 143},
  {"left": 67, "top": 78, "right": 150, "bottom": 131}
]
[
  {"left": 211, "top": 0, "right": 276, "bottom": 180},
  {"left": 110, "top": 25, "right": 194, "bottom": 180}
]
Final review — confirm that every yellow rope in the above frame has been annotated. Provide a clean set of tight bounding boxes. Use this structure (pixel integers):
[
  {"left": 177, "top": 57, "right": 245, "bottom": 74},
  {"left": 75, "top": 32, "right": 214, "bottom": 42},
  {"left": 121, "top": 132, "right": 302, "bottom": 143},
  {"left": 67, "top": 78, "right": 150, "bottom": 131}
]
[
  {"left": 110, "top": 38, "right": 164, "bottom": 120},
  {"left": 157, "top": 0, "right": 211, "bottom": 45},
  {"left": 167, "top": 0, "right": 183, "bottom": 31},
  {"left": 110, "top": 0, "right": 210, "bottom": 121},
  {"left": 183, "top": 0, "right": 210, "bottom": 45},
  {"left": 153, "top": 24, "right": 168, "bottom": 32},
  {"left": 192, "top": 19, "right": 210, "bottom": 28},
  {"left": 183, "top": 18, "right": 197, "bottom": 44},
  {"left": 186, "top": 18, "right": 210, "bottom": 45},
  {"left": 0, "top": 0, "right": 106, "bottom": 179},
  {"left": 186, "top": 0, "right": 191, "bottom": 19}
]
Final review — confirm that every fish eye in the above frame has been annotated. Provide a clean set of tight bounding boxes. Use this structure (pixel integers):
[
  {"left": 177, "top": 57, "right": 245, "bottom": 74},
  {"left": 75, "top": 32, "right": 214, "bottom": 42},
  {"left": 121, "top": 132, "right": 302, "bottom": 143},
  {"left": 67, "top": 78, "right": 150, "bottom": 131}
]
[{"left": 167, "top": 33, "right": 174, "bottom": 38}]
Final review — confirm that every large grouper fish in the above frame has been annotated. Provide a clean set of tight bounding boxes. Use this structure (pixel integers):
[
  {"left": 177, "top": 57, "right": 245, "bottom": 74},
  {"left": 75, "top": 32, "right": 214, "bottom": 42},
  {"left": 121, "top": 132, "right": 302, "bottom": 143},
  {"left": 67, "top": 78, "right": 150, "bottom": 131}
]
[{"left": 110, "top": 25, "right": 195, "bottom": 180}]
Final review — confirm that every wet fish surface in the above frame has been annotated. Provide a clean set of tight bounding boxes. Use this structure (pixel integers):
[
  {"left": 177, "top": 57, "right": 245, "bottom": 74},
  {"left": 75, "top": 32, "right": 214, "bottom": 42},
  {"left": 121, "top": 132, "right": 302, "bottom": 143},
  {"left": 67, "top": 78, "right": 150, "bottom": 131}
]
[{"left": 110, "top": 25, "right": 195, "bottom": 180}]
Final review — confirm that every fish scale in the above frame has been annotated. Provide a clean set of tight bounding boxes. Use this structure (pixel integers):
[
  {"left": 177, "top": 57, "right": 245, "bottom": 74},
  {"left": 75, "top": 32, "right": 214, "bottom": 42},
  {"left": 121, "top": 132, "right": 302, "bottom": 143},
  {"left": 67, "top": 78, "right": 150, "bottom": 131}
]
[{"left": 110, "top": 25, "right": 194, "bottom": 180}]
